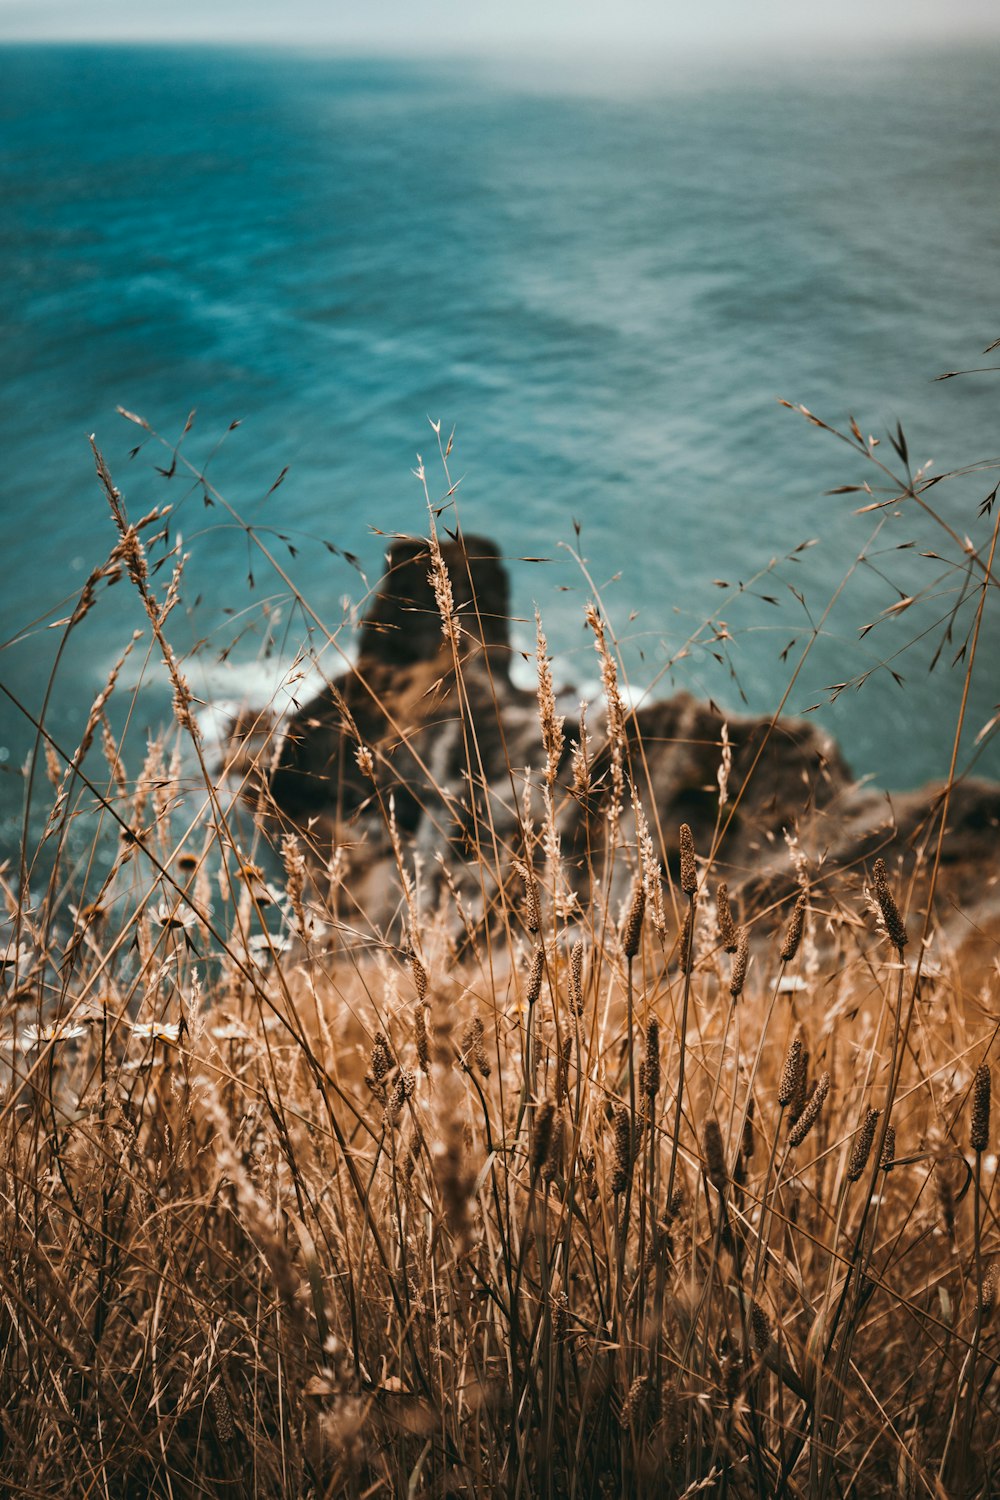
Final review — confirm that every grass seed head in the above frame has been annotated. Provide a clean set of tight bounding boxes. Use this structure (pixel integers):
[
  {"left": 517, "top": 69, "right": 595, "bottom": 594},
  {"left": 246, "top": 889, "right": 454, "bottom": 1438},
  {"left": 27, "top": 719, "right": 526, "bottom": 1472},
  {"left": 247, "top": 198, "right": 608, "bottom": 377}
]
[
  {"left": 749, "top": 1300, "right": 772, "bottom": 1354},
  {"left": 880, "top": 1123, "right": 897, "bottom": 1172},
  {"left": 542, "top": 1107, "right": 564, "bottom": 1184},
  {"left": 730, "top": 927, "right": 749, "bottom": 999},
  {"left": 525, "top": 942, "right": 544, "bottom": 1008},
  {"left": 531, "top": 1099, "right": 556, "bottom": 1179},
  {"left": 569, "top": 938, "right": 585, "bottom": 1016},
  {"left": 716, "top": 881, "right": 738, "bottom": 953},
  {"left": 641, "top": 1017, "right": 660, "bottom": 1099},
  {"left": 873, "top": 857, "right": 908, "bottom": 950},
  {"left": 414, "top": 1004, "right": 430, "bottom": 1073},
  {"left": 621, "top": 1375, "right": 650, "bottom": 1431},
  {"left": 704, "top": 1118, "right": 728, "bottom": 1194},
  {"left": 621, "top": 881, "right": 645, "bottom": 960},
  {"left": 787, "top": 1071, "right": 830, "bottom": 1150},
  {"left": 780, "top": 893, "right": 807, "bottom": 963},
  {"left": 971, "top": 1062, "right": 991, "bottom": 1154},
  {"left": 741, "top": 1096, "right": 756, "bottom": 1159},
  {"left": 519, "top": 860, "right": 541, "bottom": 936},
  {"left": 679, "top": 823, "right": 697, "bottom": 896},
  {"left": 611, "top": 1105, "right": 633, "bottom": 1196},
  {"left": 778, "top": 1036, "right": 805, "bottom": 1108},
  {"left": 847, "top": 1106, "right": 881, "bottom": 1182}
]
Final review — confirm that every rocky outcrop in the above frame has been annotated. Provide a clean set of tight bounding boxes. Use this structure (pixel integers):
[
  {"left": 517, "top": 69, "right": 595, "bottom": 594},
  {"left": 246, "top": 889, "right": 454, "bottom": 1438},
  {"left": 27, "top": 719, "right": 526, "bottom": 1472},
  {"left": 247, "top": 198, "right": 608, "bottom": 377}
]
[{"left": 230, "top": 535, "right": 1000, "bottom": 967}]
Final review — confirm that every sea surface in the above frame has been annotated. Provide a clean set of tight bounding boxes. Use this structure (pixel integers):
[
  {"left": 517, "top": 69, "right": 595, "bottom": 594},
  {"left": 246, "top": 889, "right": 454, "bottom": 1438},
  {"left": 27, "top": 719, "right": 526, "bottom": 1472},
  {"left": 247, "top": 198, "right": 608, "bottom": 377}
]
[{"left": 2, "top": 44, "right": 999, "bottom": 856}]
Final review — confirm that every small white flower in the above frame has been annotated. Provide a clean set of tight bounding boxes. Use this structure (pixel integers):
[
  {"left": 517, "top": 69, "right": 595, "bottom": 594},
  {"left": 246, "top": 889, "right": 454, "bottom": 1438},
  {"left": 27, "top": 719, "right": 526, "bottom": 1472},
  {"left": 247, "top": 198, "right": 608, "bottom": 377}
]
[
  {"left": 0, "top": 941, "right": 31, "bottom": 972},
  {"left": 19, "top": 1020, "right": 87, "bottom": 1047},
  {"left": 210, "top": 1018, "right": 254, "bottom": 1043},
  {"left": 128, "top": 1020, "right": 182, "bottom": 1044},
  {"left": 246, "top": 931, "right": 293, "bottom": 961},
  {"left": 150, "top": 901, "right": 198, "bottom": 934}
]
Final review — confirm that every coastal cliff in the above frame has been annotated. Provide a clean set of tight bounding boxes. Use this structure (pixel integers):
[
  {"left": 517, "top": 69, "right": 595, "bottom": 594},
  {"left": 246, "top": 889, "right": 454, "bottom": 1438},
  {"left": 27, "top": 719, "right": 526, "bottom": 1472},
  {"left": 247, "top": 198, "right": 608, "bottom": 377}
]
[{"left": 231, "top": 534, "right": 1000, "bottom": 973}]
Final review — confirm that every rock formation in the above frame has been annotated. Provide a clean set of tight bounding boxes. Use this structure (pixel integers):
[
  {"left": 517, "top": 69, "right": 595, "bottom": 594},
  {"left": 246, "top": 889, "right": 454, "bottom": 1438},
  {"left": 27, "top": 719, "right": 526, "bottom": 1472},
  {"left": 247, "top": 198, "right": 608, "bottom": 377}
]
[{"left": 229, "top": 534, "right": 1000, "bottom": 973}]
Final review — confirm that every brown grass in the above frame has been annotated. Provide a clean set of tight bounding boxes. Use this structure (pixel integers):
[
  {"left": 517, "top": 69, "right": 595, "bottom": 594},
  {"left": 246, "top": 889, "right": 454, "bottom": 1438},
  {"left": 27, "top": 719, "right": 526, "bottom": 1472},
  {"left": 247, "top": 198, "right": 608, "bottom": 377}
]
[{"left": 0, "top": 388, "right": 997, "bottom": 1498}]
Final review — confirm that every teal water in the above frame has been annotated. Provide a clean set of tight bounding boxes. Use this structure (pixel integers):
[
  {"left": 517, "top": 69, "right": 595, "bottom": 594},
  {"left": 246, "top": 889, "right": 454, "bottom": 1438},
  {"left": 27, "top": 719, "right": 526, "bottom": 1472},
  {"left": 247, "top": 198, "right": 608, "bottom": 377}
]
[{"left": 2, "top": 44, "right": 999, "bottom": 853}]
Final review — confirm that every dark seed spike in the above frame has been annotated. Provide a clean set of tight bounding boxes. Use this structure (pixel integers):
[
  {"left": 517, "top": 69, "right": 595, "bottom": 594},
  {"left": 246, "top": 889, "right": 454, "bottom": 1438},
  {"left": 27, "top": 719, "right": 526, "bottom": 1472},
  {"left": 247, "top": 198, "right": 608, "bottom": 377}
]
[
  {"left": 642, "top": 1017, "right": 660, "bottom": 1099},
  {"left": 972, "top": 1063, "right": 991, "bottom": 1154},
  {"left": 704, "top": 1118, "right": 728, "bottom": 1193},
  {"left": 847, "top": 1106, "right": 881, "bottom": 1182},
  {"left": 622, "top": 882, "right": 645, "bottom": 960},
  {"left": 749, "top": 1300, "right": 771, "bottom": 1354},
  {"left": 730, "top": 927, "right": 749, "bottom": 1000},
  {"left": 880, "top": 1123, "right": 896, "bottom": 1172},
  {"left": 611, "top": 1105, "right": 633, "bottom": 1196},
  {"left": 873, "top": 857, "right": 908, "bottom": 950},
  {"left": 679, "top": 823, "right": 698, "bottom": 896},
  {"left": 717, "top": 881, "right": 738, "bottom": 953},
  {"left": 531, "top": 1099, "right": 555, "bottom": 1178},
  {"left": 777, "top": 1036, "right": 804, "bottom": 1108},
  {"left": 787, "top": 1071, "right": 830, "bottom": 1149},
  {"left": 525, "top": 942, "right": 544, "bottom": 1008},
  {"left": 780, "top": 893, "right": 807, "bottom": 964},
  {"left": 569, "top": 938, "right": 585, "bottom": 1016}
]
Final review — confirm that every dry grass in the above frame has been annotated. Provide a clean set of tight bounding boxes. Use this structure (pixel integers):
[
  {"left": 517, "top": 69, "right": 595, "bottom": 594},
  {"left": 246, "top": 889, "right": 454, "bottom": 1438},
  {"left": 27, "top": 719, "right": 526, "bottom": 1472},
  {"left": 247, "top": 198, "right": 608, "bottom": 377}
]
[{"left": 0, "top": 391, "right": 997, "bottom": 1498}]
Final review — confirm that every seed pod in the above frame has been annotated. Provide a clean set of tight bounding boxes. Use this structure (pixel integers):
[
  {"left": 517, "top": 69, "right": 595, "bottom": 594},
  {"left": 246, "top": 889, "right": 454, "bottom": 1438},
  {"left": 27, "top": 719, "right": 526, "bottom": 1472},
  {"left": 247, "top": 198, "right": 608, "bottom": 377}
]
[
  {"left": 741, "top": 1095, "right": 756, "bottom": 1159},
  {"left": 621, "top": 1375, "right": 650, "bottom": 1431},
  {"left": 414, "top": 1004, "right": 430, "bottom": 1073},
  {"left": 847, "top": 1106, "right": 881, "bottom": 1182},
  {"left": 780, "top": 894, "right": 806, "bottom": 963},
  {"left": 458, "top": 1016, "right": 490, "bottom": 1078},
  {"left": 749, "top": 1300, "right": 771, "bottom": 1354},
  {"left": 642, "top": 1017, "right": 660, "bottom": 1099},
  {"left": 778, "top": 1036, "right": 805, "bottom": 1108},
  {"left": 730, "top": 927, "right": 749, "bottom": 1000},
  {"left": 531, "top": 1099, "right": 555, "bottom": 1178},
  {"left": 525, "top": 942, "right": 544, "bottom": 1008},
  {"left": 411, "top": 951, "right": 428, "bottom": 1002},
  {"left": 716, "top": 882, "right": 738, "bottom": 953},
  {"left": 209, "top": 1383, "right": 235, "bottom": 1442},
  {"left": 980, "top": 1262, "right": 998, "bottom": 1322},
  {"left": 788, "top": 1035, "right": 810, "bottom": 1124},
  {"left": 582, "top": 1146, "right": 599, "bottom": 1202},
  {"left": 679, "top": 823, "right": 698, "bottom": 896},
  {"left": 569, "top": 938, "right": 585, "bottom": 1016},
  {"left": 936, "top": 1160, "right": 956, "bottom": 1237},
  {"left": 721, "top": 1352, "right": 743, "bottom": 1404},
  {"left": 787, "top": 1071, "right": 830, "bottom": 1149},
  {"left": 661, "top": 1383, "right": 684, "bottom": 1461},
  {"left": 551, "top": 1290, "right": 569, "bottom": 1342},
  {"left": 622, "top": 882, "right": 645, "bottom": 960},
  {"left": 971, "top": 1063, "right": 991, "bottom": 1154},
  {"left": 880, "top": 1123, "right": 896, "bottom": 1172},
  {"left": 370, "top": 1032, "right": 394, "bottom": 1082},
  {"left": 873, "top": 857, "right": 908, "bottom": 950},
  {"left": 704, "top": 1118, "right": 728, "bottom": 1194},
  {"left": 610, "top": 1105, "right": 633, "bottom": 1196},
  {"left": 542, "top": 1107, "right": 564, "bottom": 1185},
  {"left": 522, "top": 865, "right": 541, "bottom": 935},
  {"left": 384, "top": 1069, "right": 414, "bottom": 1126}
]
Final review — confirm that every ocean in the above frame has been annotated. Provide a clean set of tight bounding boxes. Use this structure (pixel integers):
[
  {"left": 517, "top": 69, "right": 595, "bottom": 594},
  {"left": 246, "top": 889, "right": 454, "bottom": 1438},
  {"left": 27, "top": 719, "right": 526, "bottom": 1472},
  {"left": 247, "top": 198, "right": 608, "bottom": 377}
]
[{"left": 2, "top": 43, "right": 999, "bottom": 857}]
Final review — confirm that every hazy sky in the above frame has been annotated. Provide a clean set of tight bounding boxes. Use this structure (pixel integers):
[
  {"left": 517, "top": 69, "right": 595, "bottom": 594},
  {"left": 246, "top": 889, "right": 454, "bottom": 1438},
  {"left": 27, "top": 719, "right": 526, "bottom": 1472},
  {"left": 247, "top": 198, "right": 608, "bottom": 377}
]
[{"left": 2, "top": 0, "right": 1000, "bottom": 54}]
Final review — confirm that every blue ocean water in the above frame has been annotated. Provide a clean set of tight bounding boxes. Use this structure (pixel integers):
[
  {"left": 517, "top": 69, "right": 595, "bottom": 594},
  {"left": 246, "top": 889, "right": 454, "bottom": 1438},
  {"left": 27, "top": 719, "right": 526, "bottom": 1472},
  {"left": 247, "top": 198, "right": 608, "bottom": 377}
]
[{"left": 1, "top": 43, "right": 999, "bottom": 852}]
